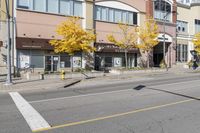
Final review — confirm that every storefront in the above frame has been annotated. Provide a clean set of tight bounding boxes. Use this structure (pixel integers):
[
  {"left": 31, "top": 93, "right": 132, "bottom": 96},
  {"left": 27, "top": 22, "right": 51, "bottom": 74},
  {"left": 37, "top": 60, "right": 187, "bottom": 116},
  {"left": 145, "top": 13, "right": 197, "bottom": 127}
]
[
  {"left": 94, "top": 43, "right": 139, "bottom": 71},
  {"left": 16, "top": 37, "right": 82, "bottom": 72}
]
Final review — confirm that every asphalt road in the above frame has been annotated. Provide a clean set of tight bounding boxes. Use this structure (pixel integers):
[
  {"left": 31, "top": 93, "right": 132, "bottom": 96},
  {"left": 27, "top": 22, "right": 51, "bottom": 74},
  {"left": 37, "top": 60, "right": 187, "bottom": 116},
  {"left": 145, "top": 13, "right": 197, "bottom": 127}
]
[{"left": 1, "top": 73, "right": 200, "bottom": 133}]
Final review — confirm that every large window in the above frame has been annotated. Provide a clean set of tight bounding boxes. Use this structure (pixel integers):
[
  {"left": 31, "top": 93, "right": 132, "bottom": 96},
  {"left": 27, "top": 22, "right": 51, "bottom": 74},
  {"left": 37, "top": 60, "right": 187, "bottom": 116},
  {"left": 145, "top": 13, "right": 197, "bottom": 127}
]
[
  {"left": 195, "top": 19, "right": 200, "bottom": 33},
  {"left": 95, "top": 6, "right": 138, "bottom": 25},
  {"left": 34, "top": 0, "right": 46, "bottom": 12},
  {"left": 154, "top": 0, "right": 172, "bottom": 22},
  {"left": 176, "top": 44, "right": 188, "bottom": 62},
  {"left": 60, "top": 0, "right": 70, "bottom": 15},
  {"left": 17, "top": 0, "right": 82, "bottom": 17},
  {"left": 47, "top": 0, "right": 59, "bottom": 13},
  {"left": 17, "top": 0, "right": 30, "bottom": 9},
  {"left": 177, "top": 20, "right": 188, "bottom": 33}
]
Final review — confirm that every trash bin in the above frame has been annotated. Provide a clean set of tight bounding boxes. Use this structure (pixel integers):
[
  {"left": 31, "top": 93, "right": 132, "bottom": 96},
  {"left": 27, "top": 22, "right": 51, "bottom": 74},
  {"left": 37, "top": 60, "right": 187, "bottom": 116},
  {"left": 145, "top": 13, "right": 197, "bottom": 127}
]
[
  {"left": 104, "top": 67, "right": 109, "bottom": 73},
  {"left": 40, "top": 74, "right": 44, "bottom": 80}
]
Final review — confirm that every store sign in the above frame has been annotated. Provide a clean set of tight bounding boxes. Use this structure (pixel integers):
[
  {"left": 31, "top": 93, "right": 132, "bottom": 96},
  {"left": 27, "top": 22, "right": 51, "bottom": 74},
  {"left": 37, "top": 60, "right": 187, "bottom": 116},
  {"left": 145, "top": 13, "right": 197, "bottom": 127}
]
[
  {"left": 157, "top": 34, "right": 172, "bottom": 43},
  {"left": 114, "top": 57, "right": 122, "bottom": 67},
  {"left": 73, "top": 57, "right": 81, "bottom": 68}
]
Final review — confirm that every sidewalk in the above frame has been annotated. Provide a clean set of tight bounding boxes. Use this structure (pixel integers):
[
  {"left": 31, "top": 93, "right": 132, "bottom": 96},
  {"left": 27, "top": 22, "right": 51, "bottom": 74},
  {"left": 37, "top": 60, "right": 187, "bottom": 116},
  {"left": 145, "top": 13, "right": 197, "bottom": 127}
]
[
  {"left": 1, "top": 67, "right": 198, "bottom": 93},
  {"left": 0, "top": 78, "right": 81, "bottom": 93}
]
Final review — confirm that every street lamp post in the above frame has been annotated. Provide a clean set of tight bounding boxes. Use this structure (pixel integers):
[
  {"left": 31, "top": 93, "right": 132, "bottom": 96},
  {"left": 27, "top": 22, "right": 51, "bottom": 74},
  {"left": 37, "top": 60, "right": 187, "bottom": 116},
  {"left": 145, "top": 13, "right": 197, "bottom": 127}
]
[{"left": 5, "top": 0, "right": 12, "bottom": 85}]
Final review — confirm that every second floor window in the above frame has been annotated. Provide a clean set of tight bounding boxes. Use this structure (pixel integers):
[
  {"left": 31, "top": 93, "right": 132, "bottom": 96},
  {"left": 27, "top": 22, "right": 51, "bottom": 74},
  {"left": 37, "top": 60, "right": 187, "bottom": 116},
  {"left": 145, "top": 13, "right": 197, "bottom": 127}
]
[
  {"left": 95, "top": 6, "right": 137, "bottom": 25},
  {"left": 17, "top": 0, "right": 82, "bottom": 17},
  {"left": 154, "top": 0, "right": 172, "bottom": 22},
  {"left": 177, "top": 20, "right": 188, "bottom": 33},
  {"left": 195, "top": 19, "right": 200, "bottom": 33}
]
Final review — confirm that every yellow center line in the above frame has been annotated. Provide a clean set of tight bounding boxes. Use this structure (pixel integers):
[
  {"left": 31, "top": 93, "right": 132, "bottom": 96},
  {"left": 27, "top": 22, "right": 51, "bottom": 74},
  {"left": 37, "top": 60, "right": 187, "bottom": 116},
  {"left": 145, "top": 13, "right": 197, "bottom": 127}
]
[{"left": 32, "top": 98, "right": 195, "bottom": 132}]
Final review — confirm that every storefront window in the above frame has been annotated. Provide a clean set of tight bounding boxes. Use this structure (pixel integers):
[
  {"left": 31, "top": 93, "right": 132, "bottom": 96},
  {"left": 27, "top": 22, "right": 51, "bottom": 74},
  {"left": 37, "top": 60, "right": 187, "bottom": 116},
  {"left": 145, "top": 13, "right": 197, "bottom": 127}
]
[
  {"left": 105, "top": 57, "right": 112, "bottom": 67},
  {"left": 60, "top": 56, "right": 71, "bottom": 68},
  {"left": 31, "top": 55, "right": 44, "bottom": 68},
  {"left": 176, "top": 44, "right": 188, "bottom": 62}
]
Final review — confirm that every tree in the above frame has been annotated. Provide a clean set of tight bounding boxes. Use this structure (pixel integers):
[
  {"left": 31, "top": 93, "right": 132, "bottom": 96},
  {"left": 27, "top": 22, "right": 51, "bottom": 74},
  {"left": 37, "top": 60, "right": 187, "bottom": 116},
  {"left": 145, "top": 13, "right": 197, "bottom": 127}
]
[
  {"left": 50, "top": 17, "right": 96, "bottom": 55},
  {"left": 136, "top": 18, "right": 159, "bottom": 68},
  {"left": 107, "top": 23, "right": 138, "bottom": 69},
  {"left": 192, "top": 32, "right": 200, "bottom": 55}
]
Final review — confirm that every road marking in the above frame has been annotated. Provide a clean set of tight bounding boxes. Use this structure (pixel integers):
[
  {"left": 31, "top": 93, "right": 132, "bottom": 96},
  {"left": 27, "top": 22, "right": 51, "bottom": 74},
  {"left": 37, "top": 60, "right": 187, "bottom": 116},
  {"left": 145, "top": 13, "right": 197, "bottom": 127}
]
[
  {"left": 9, "top": 92, "right": 51, "bottom": 131},
  {"left": 33, "top": 98, "right": 195, "bottom": 132},
  {"left": 29, "top": 79, "right": 200, "bottom": 104}
]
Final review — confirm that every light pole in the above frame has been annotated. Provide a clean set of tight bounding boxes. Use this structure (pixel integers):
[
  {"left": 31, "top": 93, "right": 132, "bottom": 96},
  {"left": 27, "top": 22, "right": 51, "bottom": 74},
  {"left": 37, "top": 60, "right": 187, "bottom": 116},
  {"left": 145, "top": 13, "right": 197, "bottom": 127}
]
[{"left": 5, "top": 0, "right": 12, "bottom": 85}]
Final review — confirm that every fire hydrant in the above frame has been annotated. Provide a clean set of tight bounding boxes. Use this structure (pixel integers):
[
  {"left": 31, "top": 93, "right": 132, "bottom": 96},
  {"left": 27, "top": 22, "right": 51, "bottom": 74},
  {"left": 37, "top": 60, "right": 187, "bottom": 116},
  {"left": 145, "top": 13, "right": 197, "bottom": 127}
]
[{"left": 61, "top": 70, "right": 65, "bottom": 80}]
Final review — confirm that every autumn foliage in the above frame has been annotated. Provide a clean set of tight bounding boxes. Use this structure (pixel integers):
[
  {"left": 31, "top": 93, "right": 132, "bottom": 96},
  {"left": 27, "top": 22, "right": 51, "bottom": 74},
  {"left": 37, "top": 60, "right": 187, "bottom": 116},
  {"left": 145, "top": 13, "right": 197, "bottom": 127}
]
[
  {"left": 107, "top": 23, "right": 138, "bottom": 68},
  {"left": 136, "top": 18, "right": 159, "bottom": 68},
  {"left": 192, "top": 32, "right": 200, "bottom": 55},
  {"left": 50, "top": 17, "right": 96, "bottom": 55}
]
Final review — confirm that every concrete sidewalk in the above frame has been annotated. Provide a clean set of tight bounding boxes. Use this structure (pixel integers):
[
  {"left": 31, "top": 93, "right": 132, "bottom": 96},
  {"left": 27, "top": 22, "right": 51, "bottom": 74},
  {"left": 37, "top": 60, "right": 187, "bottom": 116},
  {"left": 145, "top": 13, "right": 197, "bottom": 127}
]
[{"left": 0, "top": 78, "right": 81, "bottom": 93}]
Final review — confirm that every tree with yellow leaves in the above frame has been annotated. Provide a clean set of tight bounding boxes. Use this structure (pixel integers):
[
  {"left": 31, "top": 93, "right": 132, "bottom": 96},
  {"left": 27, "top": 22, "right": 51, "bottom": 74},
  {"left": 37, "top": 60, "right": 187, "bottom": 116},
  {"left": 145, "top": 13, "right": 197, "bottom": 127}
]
[
  {"left": 50, "top": 17, "right": 96, "bottom": 55},
  {"left": 137, "top": 18, "right": 159, "bottom": 68},
  {"left": 192, "top": 32, "right": 200, "bottom": 55},
  {"left": 107, "top": 23, "right": 138, "bottom": 69}
]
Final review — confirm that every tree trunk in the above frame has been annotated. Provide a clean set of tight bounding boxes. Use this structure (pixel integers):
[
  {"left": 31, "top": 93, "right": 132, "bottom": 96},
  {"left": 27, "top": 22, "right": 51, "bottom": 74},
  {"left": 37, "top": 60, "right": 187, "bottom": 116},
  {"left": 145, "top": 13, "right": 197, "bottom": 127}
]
[
  {"left": 125, "top": 49, "right": 128, "bottom": 69},
  {"left": 147, "top": 52, "right": 150, "bottom": 69}
]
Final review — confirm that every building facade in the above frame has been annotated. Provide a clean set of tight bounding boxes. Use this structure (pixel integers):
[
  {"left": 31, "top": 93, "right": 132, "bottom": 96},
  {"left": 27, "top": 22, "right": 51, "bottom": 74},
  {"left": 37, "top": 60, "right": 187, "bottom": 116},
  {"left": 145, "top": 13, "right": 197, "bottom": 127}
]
[
  {"left": 3, "top": 0, "right": 179, "bottom": 73},
  {"left": 146, "top": 0, "right": 177, "bottom": 67},
  {"left": 94, "top": 0, "right": 146, "bottom": 70},
  {"left": 15, "top": 0, "right": 94, "bottom": 72},
  {"left": 176, "top": 0, "right": 200, "bottom": 65},
  {"left": 0, "top": 0, "right": 14, "bottom": 75}
]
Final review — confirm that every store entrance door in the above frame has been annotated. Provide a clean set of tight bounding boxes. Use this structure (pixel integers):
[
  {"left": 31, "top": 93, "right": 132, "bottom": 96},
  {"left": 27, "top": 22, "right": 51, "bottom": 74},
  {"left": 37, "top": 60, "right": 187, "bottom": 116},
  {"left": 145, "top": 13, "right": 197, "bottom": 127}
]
[{"left": 45, "top": 56, "right": 59, "bottom": 72}]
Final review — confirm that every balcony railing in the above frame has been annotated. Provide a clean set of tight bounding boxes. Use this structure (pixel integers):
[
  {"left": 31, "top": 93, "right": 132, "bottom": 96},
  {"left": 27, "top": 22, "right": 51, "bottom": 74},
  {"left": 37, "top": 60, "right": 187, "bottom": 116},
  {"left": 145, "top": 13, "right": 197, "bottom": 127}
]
[{"left": 154, "top": 10, "right": 172, "bottom": 22}]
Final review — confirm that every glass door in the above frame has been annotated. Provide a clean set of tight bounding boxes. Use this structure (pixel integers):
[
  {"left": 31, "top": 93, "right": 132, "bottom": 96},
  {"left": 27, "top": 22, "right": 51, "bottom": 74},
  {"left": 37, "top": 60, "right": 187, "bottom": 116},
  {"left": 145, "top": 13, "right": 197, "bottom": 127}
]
[{"left": 45, "top": 56, "right": 59, "bottom": 72}]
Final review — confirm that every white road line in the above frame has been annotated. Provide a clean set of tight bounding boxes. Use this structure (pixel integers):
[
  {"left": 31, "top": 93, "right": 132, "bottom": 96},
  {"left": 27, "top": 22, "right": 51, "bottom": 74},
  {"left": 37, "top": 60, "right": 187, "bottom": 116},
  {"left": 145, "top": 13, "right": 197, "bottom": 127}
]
[
  {"left": 29, "top": 79, "right": 200, "bottom": 104},
  {"left": 9, "top": 92, "right": 51, "bottom": 131}
]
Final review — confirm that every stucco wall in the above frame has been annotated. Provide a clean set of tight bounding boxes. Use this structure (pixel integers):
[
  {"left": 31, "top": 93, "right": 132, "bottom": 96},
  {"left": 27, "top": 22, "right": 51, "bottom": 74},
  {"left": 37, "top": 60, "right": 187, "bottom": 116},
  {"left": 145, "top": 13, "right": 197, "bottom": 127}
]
[{"left": 16, "top": 9, "right": 82, "bottom": 39}]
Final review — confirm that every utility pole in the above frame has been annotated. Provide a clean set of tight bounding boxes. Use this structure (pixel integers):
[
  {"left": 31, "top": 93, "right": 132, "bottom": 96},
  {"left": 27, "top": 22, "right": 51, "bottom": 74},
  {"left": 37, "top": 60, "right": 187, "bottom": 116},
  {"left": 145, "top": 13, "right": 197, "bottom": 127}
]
[
  {"left": 5, "top": 0, "right": 12, "bottom": 85},
  {"left": 163, "top": 0, "right": 168, "bottom": 71}
]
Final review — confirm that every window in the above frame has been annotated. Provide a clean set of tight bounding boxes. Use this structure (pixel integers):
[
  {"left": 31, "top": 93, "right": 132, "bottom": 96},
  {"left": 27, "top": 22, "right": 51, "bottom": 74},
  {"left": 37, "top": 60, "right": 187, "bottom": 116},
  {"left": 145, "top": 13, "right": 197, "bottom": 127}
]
[
  {"left": 96, "top": 6, "right": 101, "bottom": 20},
  {"left": 177, "top": 20, "right": 188, "bottom": 33},
  {"left": 114, "top": 10, "right": 122, "bottom": 23},
  {"left": 128, "top": 12, "right": 133, "bottom": 25},
  {"left": 74, "top": 1, "right": 82, "bottom": 17},
  {"left": 17, "top": 0, "right": 82, "bottom": 17},
  {"left": 122, "top": 12, "right": 127, "bottom": 23},
  {"left": 108, "top": 9, "right": 114, "bottom": 22},
  {"left": 60, "top": 56, "right": 71, "bottom": 68},
  {"left": 31, "top": 55, "right": 44, "bottom": 68},
  {"left": 176, "top": 44, "right": 188, "bottom": 62},
  {"left": 195, "top": 19, "right": 200, "bottom": 33},
  {"left": 101, "top": 7, "right": 108, "bottom": 21},
  {"left": 154, "top": 0, "right": 172, "bottom": 22},
  {"left": 60, "top": 0, "right": 70, "bottom": 15},
  {"left": 47, "top": 0, "right": 59, "bottom": 13},
  {"left": 95, "top": 5, "right": 137, "bottom": 25},
  {"left": 18, "top": 0, "right": 30, "bottom": 9},
  {"left": 34, "top": 0, "right": 46, "bottom": 12}
]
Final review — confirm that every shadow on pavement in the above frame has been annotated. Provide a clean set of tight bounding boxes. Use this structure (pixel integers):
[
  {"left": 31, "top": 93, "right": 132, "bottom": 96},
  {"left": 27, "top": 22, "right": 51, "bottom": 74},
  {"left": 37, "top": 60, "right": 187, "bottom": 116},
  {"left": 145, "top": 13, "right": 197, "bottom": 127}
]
[{"left": 133, "top": 85, "right": 200, "bottom": 101}]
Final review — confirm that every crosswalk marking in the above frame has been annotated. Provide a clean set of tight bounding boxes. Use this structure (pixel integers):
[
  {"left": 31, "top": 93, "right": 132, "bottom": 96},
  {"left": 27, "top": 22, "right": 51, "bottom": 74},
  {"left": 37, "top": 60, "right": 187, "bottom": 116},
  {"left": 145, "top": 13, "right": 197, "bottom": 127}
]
[{"left": 9, "top": 92, "right": 51, "bottom": 131}]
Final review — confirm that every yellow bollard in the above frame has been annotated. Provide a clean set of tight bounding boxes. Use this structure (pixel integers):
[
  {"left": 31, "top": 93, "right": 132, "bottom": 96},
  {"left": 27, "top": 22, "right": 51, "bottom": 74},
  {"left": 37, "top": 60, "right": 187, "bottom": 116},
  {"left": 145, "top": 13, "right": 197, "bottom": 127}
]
[{"left": 61, "top": 70, "right": 65, "bottom": 80}]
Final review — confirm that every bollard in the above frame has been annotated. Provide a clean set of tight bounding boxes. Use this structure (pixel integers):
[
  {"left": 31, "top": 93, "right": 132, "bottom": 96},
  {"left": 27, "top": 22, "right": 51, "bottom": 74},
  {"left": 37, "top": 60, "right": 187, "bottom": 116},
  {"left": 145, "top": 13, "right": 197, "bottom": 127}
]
[
  {"left": 40, "top": 74, "right": 44, "bottom": 80},
  {"left": 26, "top": 72, "right": 30, "bottom": 80}
]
